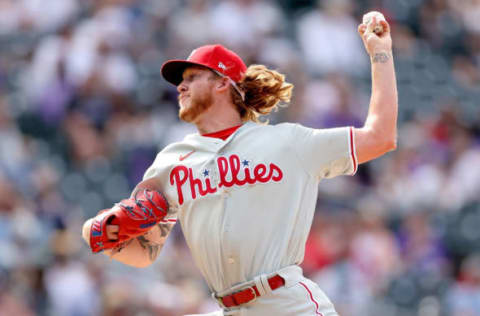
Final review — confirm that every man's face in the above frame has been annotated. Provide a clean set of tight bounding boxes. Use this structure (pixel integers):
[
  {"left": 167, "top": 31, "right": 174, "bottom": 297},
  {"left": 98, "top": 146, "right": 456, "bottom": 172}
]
[{"left": 177, "top": 67, "right": 217, "bottom": 123}]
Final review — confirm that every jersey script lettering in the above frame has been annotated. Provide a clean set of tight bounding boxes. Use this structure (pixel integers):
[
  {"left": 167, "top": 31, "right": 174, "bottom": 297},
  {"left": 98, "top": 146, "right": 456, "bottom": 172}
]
[{"left": 169, "top": 154, "right": 283, "bottom": 204}]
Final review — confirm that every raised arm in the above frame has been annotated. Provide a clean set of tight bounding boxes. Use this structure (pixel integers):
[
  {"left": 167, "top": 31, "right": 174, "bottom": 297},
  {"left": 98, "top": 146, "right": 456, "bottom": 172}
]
[
  {"left": 82, "top": 177, "right": 175, "bottom": 268},
  {"left": 354, "top": 14, "right": 398, "bottom": 164}
]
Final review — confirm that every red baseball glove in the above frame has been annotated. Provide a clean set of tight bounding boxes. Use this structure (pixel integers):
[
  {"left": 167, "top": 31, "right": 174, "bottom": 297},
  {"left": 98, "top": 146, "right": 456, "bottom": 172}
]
[{"left": 89, "top": 189, "right": 169, "bottom": 253}]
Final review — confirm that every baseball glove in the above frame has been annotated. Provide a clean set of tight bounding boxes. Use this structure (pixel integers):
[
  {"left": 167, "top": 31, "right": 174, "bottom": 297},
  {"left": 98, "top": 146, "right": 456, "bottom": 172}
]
[{"left": 89, "top": 189, "right": 169, "bottom": 253}]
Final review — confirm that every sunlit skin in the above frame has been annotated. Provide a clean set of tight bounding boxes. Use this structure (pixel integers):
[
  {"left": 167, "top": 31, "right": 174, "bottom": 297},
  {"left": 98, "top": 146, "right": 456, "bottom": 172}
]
[
  {"left": 176, "top": 66, "right": 243, "bottom": 135},
  {"left": 177, "top": 67, "right": 215, "bottom": 123}
]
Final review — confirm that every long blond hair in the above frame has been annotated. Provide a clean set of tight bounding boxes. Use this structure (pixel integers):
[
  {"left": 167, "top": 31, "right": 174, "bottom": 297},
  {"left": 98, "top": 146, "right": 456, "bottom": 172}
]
[{"left": 231, "top": 65, "right": 293, "bottom": 122}]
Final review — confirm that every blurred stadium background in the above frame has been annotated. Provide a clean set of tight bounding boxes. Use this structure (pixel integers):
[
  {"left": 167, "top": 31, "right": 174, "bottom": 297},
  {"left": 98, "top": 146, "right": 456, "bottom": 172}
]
[{"left": 1, "top": 0, "right": 480, "bottom": 315}]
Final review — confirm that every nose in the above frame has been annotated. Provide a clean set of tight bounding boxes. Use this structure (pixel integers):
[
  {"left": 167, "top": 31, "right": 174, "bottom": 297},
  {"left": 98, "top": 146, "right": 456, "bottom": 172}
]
[{"left": 177, "top": 81, "right": 187, "bottom": 93}]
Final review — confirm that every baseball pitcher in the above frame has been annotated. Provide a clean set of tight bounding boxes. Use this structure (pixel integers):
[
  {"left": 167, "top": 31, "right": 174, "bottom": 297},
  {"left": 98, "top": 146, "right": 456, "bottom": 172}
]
[{"left": 82, "top": 12, "right": 397, "bottom": 316}]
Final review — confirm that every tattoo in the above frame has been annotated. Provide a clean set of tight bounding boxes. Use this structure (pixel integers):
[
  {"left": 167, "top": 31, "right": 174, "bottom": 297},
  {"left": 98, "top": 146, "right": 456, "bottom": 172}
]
[
  {"left": 110, "top": 222, "right": 175, "bottom": 262},
  {"left": 111, "top": 239, "right": 134, "bottom": 256},
  {"left": 137, "top": 235, "right": 162, "bottom": 261},
  {"left": 372, "top": 52, "right": 390, "bottom": 63},
  {"left": 158, "top": 223, "right": 170, "bottom": 237},
  {"left": 135, "top": 223, "right": 174, "bottom": 261}
]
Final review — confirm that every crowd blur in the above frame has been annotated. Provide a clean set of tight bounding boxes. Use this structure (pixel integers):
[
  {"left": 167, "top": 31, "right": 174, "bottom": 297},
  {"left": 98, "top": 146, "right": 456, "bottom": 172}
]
[{"left": 0, "top": 0, "right": 479, "bottom": 315}]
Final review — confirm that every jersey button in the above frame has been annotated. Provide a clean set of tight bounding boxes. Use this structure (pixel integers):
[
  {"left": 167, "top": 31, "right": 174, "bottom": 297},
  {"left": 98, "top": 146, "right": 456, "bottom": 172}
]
[{"left": 228, "top": 257, "right": 235, "bottom": 264}]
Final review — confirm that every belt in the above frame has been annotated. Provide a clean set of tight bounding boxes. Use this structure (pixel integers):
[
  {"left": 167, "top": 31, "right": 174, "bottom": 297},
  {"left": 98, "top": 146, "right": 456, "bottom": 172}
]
[{"left": 216, "top": 275, "right": 285, "bottom": 308}]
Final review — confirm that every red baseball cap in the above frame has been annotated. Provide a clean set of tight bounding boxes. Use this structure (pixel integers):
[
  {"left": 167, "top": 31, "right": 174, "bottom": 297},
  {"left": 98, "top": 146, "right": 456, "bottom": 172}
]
[{"left": 161, "top": 44, "right": 247, "bottom": 86}]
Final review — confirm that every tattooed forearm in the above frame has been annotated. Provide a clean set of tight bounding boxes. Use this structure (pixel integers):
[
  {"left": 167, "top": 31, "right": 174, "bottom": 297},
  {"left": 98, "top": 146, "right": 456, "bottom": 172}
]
[
  {"left": 371, "top": 52, "right": 390, "bottom": 63},
  {"left": 158, "top": 223, "right": 171, "bottom": 237},
  {"left": 137, "top": 235, "right": 162, "bottom": 261},
  {"left": 137, "top": 223, "right": 174, "bottom": 260},
  {"left": 110, "top": 239, "right": 134, "bottom": 256},
  {"left": 108, "top": 222, "right": 174, "bottom": 264}
]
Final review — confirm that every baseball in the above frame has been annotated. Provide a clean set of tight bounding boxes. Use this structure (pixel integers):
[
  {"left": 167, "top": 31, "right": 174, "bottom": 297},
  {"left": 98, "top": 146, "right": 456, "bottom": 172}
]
[{"left": 362, "top": 11, "right": 386, "bottom": 35}]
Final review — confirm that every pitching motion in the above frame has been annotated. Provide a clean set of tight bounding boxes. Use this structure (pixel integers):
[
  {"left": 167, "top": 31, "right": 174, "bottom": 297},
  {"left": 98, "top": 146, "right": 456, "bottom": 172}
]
[{"left": 82, "top": 10, "right": 397, "bottom": 316}]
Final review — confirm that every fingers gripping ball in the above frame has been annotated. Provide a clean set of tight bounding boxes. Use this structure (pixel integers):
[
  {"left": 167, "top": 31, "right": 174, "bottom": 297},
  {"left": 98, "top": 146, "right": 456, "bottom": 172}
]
[
  {"left": 362, "top": 11, "right": 386, "bottom": 35},
  {"left": 89, "top": 189, "right": 169, "bottom": 253}
]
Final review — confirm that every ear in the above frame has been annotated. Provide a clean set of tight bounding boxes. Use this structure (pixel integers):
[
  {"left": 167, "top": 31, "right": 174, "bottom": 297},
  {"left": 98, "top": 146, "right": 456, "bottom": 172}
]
[{"left": 215, "top": 77, "right": 230, "bottom": 93}]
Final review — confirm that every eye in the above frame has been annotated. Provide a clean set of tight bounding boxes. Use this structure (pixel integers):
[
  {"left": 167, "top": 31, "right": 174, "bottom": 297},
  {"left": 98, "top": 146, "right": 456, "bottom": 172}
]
[{"left": 184, "top": 74, "right": 196, "bottom": 82}]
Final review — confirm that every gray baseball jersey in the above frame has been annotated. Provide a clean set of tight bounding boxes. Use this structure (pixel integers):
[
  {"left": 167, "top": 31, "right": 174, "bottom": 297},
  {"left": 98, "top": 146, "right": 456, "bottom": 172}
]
[{"left": 143, "top": 122, "right": 357, "bottom": 293}]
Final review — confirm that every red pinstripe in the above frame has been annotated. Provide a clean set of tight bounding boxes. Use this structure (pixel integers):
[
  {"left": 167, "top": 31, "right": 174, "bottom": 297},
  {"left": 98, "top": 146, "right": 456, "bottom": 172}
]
[
  {"left": 299, "top": 282, "right": 324, "bottom": 316},
  {"left": 160, "top": 219, "right": 177, "bottom": 223}
]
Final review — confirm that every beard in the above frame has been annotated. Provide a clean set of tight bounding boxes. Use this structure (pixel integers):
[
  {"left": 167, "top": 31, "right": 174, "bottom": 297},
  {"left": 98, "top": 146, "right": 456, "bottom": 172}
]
[{"left": 179, "top": 90, "right": 213, "bottom": 123}]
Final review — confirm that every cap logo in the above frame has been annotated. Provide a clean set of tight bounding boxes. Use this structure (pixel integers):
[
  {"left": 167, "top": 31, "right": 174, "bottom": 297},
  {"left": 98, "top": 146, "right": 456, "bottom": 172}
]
[{"left": 218, "top": 62, "right": 227, "bottom": 71}]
